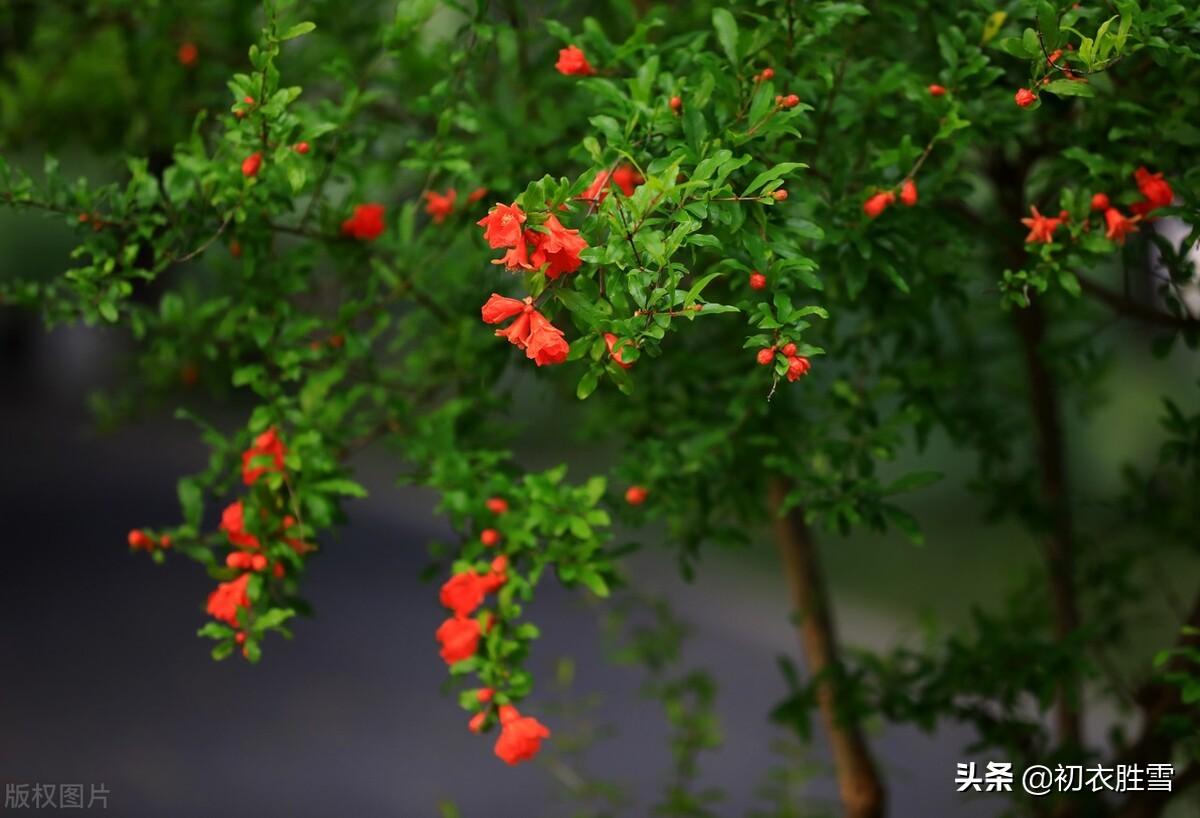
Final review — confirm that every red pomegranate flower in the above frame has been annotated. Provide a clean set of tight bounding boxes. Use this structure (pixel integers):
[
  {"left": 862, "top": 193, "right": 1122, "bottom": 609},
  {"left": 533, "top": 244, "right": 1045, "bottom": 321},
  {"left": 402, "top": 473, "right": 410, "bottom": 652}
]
[
  {"left": 341, "top": 203, "right": 386, "bottom": 241},
  {"left": 220, "top": 500, "right": 261, "bottom": 550},
  {"left": 206, "top": 573, "right": 251, "bottom": 626},
  {"left": 423, "top": 189, "right": 457, "bottom": 224},
  {"left": 436, "top": 616, "right": 481, "bottom": 665},
  {"left": 241, "top": 426, "right": 287, "bottom": 486},
  {"left": 529, "top": 215, "right": 588, "bottom": 279},
  {"left": 1104, "top": 208, "right": 1138, "bottom": 244},
  {"left": 477, "top": 203, "right": 527, "bottom": 248},
  {"left": 555, "top": 45, "right": 595, "bottom": 76},
  {"left": 1021, "top": 206, "right": 1062, "bottom": 244},
  {"left": 493, "top": 705, "right": 551, "bottom": 765}
]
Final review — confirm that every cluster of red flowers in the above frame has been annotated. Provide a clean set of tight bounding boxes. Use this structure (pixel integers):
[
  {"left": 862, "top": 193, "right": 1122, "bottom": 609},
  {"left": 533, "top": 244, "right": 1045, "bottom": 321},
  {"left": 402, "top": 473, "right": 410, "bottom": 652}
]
[
  {"left": 434, "top": 495, "right": 552, "bottom": 764},
  {"left": 1021, "top": 166, "right": 1174, "bottom": 246},
  {"left": 424, "top": 187, "right": 488, "bottom": 225},
  {"left": 757, "top": 342, "right": 812, "bottom": 382},
  {"left": 341, "top": 203, "right": 386, "bottom": 241},
  {"left": 481, "top": 294, "right": 570, "bottom": 366},
  {"left": 863, "top": 179, "right": 918, "bottom": 219}
]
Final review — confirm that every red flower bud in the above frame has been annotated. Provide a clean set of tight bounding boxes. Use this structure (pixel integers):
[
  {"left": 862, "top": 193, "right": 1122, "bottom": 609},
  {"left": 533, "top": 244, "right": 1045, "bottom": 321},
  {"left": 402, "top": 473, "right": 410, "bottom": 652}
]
[
  {"left": 177, "top": 42, "right": 199, "bottom": 68},
  {"left": 782, "top": 94, "right": 800, "bottom": 108},
  {"left": 486, "top": 497, "right": 509, "bottom": 514},
  {"left": 863, "top": 191, "right": 895, "bottom": 218},
  {"left": 293, "top": 142, "right": 310, "bottom": 154},
  {"left": 625, "top": 485, "right": 648, "bottom": 506},
  {"left": 757, "top": 347, "right": 776, "bottom": 366},
  {"left": 468, "top": 712, "right": 487, "bottom": 733},
  {"left": 669, "top": 95, "right": 682, "bottom": 113},
  {"left": 235, "top": 631, "right": 247, "bottom": 645},
  {"left": 749, "top": 271, "right": 767, "bottom": 290},
  {"left": 781, "top": 342, "right": 797, "bottom": 357},
  {"left": 760, "top": 67, "right": 775, "bottom": 81},
  {"left": 1014, "top": 88, "right": 1037, "bottom": 108},
  {"left": 243, "top": 96, "right": 255, "bottom": 105},
  {"left": 241, "top": 152, "right": 263, "bottom": 178},
  {"left": 477, "top": 687, "right": 495, "bottom": 703},
  {"left": 251, "top": 554, "right": 268, "bottom": 572},
  {"left": 772, "top": 189, "right": 788, "bottom": 201},
  {"left": 786, "top": 356, "right": 812, "bottom": 382},
  {"left": 1090, "top": 193, "right": 1110, "bottom": 211},
  {"left": 604, "top": 332, "right": 634, "bottom": 369},
  {"left": 128, "top": 529, "right": 152, "bottom": 550},
  {"left": 900, "top": 179, "right": 918, "bottom": 207},
  {"left": 928, "top": 84, "right": 946, "bottom": 96},
  {"left": 480, "top": 528, "right": 500, "bottom": 548}
]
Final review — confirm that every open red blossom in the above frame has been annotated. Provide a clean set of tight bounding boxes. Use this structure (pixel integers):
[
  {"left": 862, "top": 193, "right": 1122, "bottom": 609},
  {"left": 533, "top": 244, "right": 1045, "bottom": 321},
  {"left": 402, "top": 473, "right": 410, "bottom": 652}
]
[
  {"left": 863, "top": 191, "right": 895, "bottom": 219},
  {"left": 555, "top": 45, "right": 595, "bottom": 76},
  {"left": 900, "top": 179, "right": 918, "bottom": 206},
  {"left": 529, "top": 215, "right": 588, "bottom": 279},
  {"left": 492, "top": 236, "right": 534, "bottom": 271},
  {"left": 241, "top": 426, "right": 286, "bottom": 485},
  {"left": 524, "top": 311, "right": 570, "bottom": 366},
  {"left": 1131, "top": 167, "right": 1173, "bottom": 216},
  {"left": 440, "top": 571, "right": 489, "bottom": 618},
  {"left": 424, "top": 189, "right": 457, "bottom": 224},
  {"left": 484, "top": 296, "right": 569, "bottom": 366},
  {"left": 436, "top": 616, "right": 481, "bottom": 665},
  {"left": 494, "top": 705, "right": 551, "bottom": 765},
  {"left": 611, "top": 165, "right": 644, "bottom": 197},
  {"left": 467, "top": 187, "right": 489, "bottom": 204},
  {"left": 220, "top": 500, "right": 261, "bottom": 550},
  {"left": 1021, "top": 206, "right": 1062, "bottom": 244},
  {"left": 477, "top": 203, "right": 527, "bottom": 248},
  {"left": 206, "top": 573, "right": 251, "bottom": 626},
  {"left": 341, "top": 203, "right": 386, "bottom": 241},
  {"left": 786, "top": 355, "right": 812, "bottom": 382},
  {"left": 1104, "top": 207, "right": 1138, "bottom": 244},
  {"left": 604, "top": 332, "right": 634, "bottom": 369}
]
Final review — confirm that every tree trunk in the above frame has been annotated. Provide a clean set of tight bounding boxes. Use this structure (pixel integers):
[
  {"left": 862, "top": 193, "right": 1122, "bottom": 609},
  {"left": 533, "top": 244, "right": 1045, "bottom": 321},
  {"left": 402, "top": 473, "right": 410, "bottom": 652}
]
[{"left": 769, "top": 478, "right": 886, "bottom": 818}]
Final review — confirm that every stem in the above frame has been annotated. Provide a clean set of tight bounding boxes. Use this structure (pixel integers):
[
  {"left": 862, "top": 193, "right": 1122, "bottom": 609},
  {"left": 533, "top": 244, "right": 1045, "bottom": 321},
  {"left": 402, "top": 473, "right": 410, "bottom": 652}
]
[
  {"left": 1013, "top": 298, "right": 1083, "bottom": 752},
  {"left": 768, "top": 478, "right": 886, "bottom": 818}
]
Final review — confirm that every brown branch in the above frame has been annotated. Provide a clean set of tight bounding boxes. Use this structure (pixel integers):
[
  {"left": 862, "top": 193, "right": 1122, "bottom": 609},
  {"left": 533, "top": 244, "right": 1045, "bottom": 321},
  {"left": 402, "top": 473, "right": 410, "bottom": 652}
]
[
  {"left": 769, "top": 478, "right": 886, "bottom": 818},
  {"left": 1013, "top": 298, "right": 1083, "bottom": 753},
  {"left": 1076, "top": 274, "right": 1198, "bottom": 331}
]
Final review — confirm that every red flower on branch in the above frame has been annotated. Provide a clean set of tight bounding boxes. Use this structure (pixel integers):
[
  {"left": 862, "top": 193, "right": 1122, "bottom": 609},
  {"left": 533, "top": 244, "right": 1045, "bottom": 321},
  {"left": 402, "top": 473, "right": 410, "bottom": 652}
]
[
  {"left": 481, "top": 295, "right": 570, "bottom": 366},
  {"left": 241, "top": 427, "right": 286, "bottom": 485},
  {"left": 555, "top": 45, "right": 595, "bottom": 76},
  {"left": 1104, "top": 207, "right": 1138, "bottom": 244},
  {"left": 436, "top": 616, "right": 481, "bottom": 665},
  {"left": 863, "top": 191, "right": 895, "bottom": 219},
  {"left": 1021, "top": 206, "right": 1062, "bottom": 244},
  {"left": 341, "top": 203, "right": 386, "bottom": 241},
  {"left": 900, "top": 179, "right": 918, "bottom": 207},
  {"left": 1131, "top": 167, "right": 1173, "bottom": 216},
  {"left": 424, "top": 189, "right": 457, "bottom": 224},
  {"left": 220, "top": 500, "right": 261, "bottom": 550},
  {"left": 440, "top": 571, "right": 489, "bottom": 618},
  {"left": 206, "top": 573, "right": 251, "bottom": 626},
  {"left": 493, "top": 705, "right": 551, "bottom": 765},
  {"left": 477, "top": 203, "right": 527, "bottom": 248},
  {"left": 529, "top": 215, "right": 588, "bottom": 279}
]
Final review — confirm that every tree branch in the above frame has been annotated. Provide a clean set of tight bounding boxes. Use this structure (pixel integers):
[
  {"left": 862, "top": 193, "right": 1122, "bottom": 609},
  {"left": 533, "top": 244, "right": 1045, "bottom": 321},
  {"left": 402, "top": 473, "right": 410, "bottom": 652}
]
[
  {"left": 769, "top": 478, "right": 886, "bottom": 818},
  {"left": 1076, "top": 274, "right": 1198, "bottom": 331},
  {"left": 1014, "top": 298, "right": 1084, "bottom": 752}
]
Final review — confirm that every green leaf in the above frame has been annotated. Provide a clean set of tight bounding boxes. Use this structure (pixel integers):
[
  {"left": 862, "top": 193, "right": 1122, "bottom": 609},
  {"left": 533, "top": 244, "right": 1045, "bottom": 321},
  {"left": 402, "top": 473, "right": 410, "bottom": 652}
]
[
  {"left": 742, "top": 162, "right": 806, "bottom": 197},
  {"left": 279, "top": 21, "right": 316, "bottom": 41},
  {"left": 577, "top": 569, "right": 610, "bottom": 597},
  {"left": 315, "top": 478, "right": 368, "bottom": 498},
  {"left": 576, "top": 368, "right": 599, "bottom": 400},
  {"left": 885, "top": 471, "right": 943, "bottom": 495},
  {"left": 711, "top": 8, "right": 739, "bottom": 66},
  {"left": 1038, "top": 1, "right": 1059, "bottom": 50},
  {"left": 1043, "top": 79, "right": 1095, "bottom": 98}
]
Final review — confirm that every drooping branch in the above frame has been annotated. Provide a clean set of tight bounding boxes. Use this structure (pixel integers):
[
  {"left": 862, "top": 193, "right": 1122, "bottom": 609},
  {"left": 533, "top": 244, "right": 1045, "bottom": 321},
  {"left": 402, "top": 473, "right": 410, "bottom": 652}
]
[{"left": 769, "top": 478, "right": 886, "bottom": 818}]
